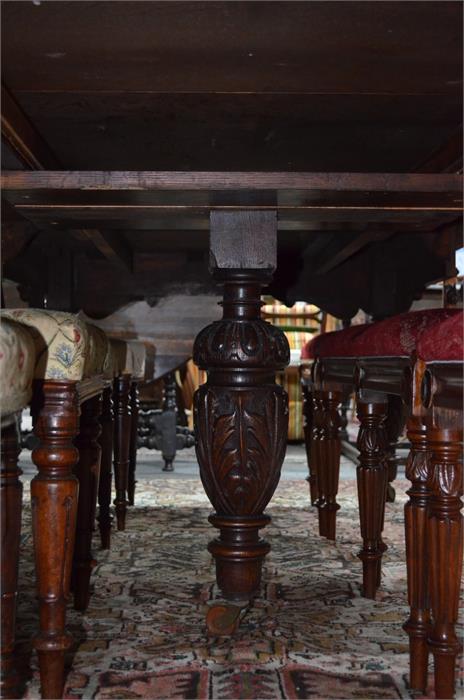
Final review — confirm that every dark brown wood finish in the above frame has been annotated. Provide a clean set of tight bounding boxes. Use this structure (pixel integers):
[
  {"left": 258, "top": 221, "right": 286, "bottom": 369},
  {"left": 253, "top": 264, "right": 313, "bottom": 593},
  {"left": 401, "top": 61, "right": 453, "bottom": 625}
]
[
  {"left": 426, "top": 425, "right": 463, "bottom": 699},
  {"left": 98, "top": 386, "right": 114, "bottom": 549},
  {"left": 317, "top": 389, "right": 342, "bottom": 541},
  {"left": 301, "top": 381, "right": 318, "bottom": 505},
  {"left": 112, "top": 375, "right": 132, "bottom": 531},
  {"left": 193, "top": 211, "right": 289, "bottom": 601},
  {"left": 72, "top": 394, "right": 102, "bottom": 611},
  {"left": 30, "top": 381, "right": 80, "bottom": 700},
  {"left": 311, "top": 392, "right": 326, "bottom": 535},
  {"left": 1, "top": 2, "right": 461, "bottom": 174},
  {"left": 403, "top": 416, "right": 431, "bottom": 692},
  {"left": 127, "top": 381, "right": 140, "bottom": 504},
  {"left": 385, "top": 394, "right": 406, "bottom": 502},
  {"left": 302, "top": 352, "right": 463, "bottom": 697},
  {"left": 0, "top": 420, "right": 23, "bottom": 699},
  {"left": 356, "top": 397, "right": 389, "bottom": 599}
]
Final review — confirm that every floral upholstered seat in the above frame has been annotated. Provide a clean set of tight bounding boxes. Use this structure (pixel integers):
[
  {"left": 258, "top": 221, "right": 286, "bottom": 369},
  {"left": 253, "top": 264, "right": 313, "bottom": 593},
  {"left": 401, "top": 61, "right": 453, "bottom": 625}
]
[
  {"left": 301, "top": 308, "right": 463, "bottom": 361},
  {"left": 0, "top": 318, "right": 36, "bottom": 425},
  {"left": 0, "top": 309, "right": 110, "bottom": 381}
]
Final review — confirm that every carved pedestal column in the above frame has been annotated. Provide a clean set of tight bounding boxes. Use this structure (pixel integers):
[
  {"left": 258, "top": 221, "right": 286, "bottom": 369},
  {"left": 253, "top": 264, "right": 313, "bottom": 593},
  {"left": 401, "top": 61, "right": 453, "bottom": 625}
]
[
  {"left": 1, "top": 420, "right": 22, "bottom": 699},
  {"left": 356, "top": 397, "right": 388, "bottom": 599},
  {"left": 426, "top": 427, "right": 463, "bottom": 700},
  {"left": 193, "top": 211, "right": 289, "bottom": 603},
  {"left": 403, "top": 416, "right": 431, "bottom": 692}
]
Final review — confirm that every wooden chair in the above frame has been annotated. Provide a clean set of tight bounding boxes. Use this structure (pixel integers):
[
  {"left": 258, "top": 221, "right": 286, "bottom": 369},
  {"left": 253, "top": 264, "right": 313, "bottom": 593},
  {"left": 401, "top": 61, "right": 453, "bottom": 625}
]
[
  {"left": 0, "top": 309, "right": 110, "bottom": 699},
  {"left": 0, "top": 318, "right": 36, "bottom": 699},
  {"left": 300, "top": 308, "right": 463, "bottom": 698},
  {"left": 97, "top": 338, "right": 147, "bottom": 547}
]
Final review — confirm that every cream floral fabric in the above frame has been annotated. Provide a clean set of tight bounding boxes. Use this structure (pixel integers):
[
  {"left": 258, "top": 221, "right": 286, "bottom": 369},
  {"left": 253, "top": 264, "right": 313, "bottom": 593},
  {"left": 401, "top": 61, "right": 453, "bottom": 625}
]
[
  {"left": 0, "top": 310, "right": 109, "bottom": 381},
  {"left": 0, "top": 318, "right": 36, "bottom": 418}
]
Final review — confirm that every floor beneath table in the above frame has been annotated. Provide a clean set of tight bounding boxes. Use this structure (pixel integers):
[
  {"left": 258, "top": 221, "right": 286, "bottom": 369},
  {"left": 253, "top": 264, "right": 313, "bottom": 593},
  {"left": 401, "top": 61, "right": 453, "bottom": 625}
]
[{"left": 19, "top": 442, "right": 405, "bottom": 483}]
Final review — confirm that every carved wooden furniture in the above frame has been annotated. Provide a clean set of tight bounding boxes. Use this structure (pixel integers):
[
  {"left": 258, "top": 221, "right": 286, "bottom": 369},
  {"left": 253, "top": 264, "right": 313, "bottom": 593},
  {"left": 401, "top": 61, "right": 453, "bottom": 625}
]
[
  {"left": 407, "top": 313, "right": 463, "bottom": 700},
  {"left": 261, "top": 300, "right": 320, "bottom": 440},
  {"left": 138, "top": 370, "right": 195, "bottom": 470},
  {"left": 0, "top": 317, "right": 36, "bottom": 699},
  {"left": 193, "top": 212, "right": 289, "bottom": 630},
  {"left": 98, "top": 338, "right": 146, "bottom": 542},
  {"left": 0, "top": 309, "right": 110, "bottom": 699},
  {"left": 300, "top": 307, "right": 463, "bottom": 698}
]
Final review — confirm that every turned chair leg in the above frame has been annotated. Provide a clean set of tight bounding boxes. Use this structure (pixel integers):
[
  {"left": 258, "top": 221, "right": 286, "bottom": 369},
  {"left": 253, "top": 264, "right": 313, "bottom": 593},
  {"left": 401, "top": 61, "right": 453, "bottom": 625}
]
[
  {"left": 403, "top": 416, "right": 431, "bottom": 693},
  {"left": 98, "top": 386, "right": 114, "bottom": 549},
  {"left": 72, "top": 394, "right": 102, "bottom": 611},
  {"left": 426, "top": 426, "right": 463, "bottom": 700},
  {"left": 385, "top": 394, "right": 405, "bottom": 503},
  {"left": 1, "top": 420, "right": 22, "bottom": 699},
  {"left": 356, "top": 396, "right": 388, "bottom": 599},
  {"left": 113, "top": 375, "right": 132, "bottom": 530},
  {"left": 311, "top": 393, "right": 327, "bottom": 536},
  {"left": 317, "top": 389, "right": 342, "bottom": 541},
  {"left": 31, "top": 381, "right": 80, "bottom": 699},
  {"left": 127, "top": 381, "right": 140, "bottom": 505},
  {"left": 161, "top": 372, "right": 177, "bottom": 472},
  {"left": 302, "top": 384, "right": 319, "bottom": 506}
]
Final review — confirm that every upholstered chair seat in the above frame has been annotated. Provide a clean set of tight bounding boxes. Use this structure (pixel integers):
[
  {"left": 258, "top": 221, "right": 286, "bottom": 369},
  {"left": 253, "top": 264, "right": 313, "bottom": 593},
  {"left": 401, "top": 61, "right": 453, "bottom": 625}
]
[
  {"left": 302, "top": 308, "right": 462, "bottom": 360},
  {"left": 0, "top": 317, "right": 36, "bottom": 424},
  {"left": 1, "top": 309, "right": 110, "bottom": 380}
]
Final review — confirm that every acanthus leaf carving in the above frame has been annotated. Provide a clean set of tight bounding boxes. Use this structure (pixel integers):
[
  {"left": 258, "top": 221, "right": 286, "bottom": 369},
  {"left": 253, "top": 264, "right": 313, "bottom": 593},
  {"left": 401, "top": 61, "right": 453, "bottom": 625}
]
[
  {"left": 194, "top": 385, "right": 288, "bottom": 516},
  {"left": 428, "top": 461, "right": 463, "bottom": 498}
]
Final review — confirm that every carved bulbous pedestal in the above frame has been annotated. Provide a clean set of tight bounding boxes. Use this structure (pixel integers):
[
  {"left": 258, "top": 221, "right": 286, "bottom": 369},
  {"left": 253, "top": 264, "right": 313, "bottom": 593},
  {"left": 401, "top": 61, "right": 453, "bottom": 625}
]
[{"left": 193, "top": 272, "right": 289, "bottom": 601}]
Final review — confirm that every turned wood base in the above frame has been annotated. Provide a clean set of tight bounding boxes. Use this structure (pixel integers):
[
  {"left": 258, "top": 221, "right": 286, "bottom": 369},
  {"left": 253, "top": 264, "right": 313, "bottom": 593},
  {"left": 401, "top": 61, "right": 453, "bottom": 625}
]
[{"left": 208, "top": 515, "right": 271, "bottom": 600}]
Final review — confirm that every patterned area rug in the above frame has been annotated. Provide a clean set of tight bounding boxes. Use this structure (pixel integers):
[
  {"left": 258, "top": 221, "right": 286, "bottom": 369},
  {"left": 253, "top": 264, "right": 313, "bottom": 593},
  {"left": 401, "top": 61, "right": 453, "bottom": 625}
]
[{"left": 16, "top": 477, "right": 462, "bottom": 699}]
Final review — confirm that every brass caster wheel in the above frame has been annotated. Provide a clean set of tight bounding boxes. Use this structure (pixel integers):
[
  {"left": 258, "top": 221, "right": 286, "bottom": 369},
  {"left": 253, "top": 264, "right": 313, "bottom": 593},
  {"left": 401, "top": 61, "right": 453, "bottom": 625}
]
[{"left": 205, "top": 604, "right": 246, "bottom": 636}]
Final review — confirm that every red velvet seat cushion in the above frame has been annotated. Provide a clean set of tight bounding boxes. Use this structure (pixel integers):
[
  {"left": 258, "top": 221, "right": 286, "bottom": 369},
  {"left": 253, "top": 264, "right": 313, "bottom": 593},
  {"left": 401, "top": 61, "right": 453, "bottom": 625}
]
[
  {"left": 301, "top": 309, "right": 463, "bottom": 361},
  {"left": 416, "top": 310, "right": 463, "bottom": 361}
]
